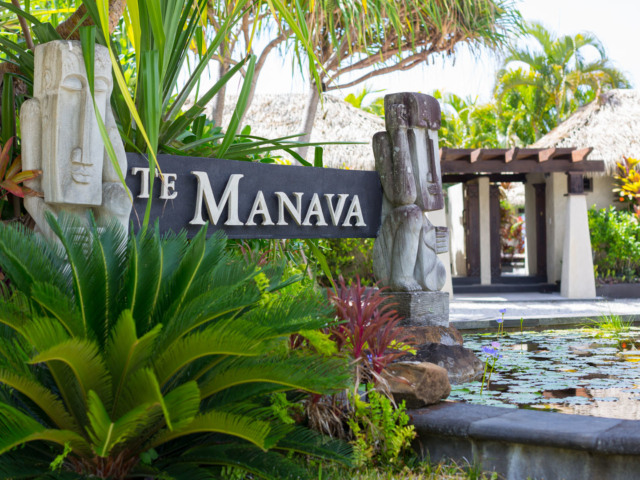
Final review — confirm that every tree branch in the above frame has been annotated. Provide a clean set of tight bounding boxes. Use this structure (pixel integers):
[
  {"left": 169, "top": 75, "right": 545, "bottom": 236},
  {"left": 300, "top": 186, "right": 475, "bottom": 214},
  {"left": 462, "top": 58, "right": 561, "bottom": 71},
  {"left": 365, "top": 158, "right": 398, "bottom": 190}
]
[{"left": 10, "top": 0, "right": 34, "bottom": 50}]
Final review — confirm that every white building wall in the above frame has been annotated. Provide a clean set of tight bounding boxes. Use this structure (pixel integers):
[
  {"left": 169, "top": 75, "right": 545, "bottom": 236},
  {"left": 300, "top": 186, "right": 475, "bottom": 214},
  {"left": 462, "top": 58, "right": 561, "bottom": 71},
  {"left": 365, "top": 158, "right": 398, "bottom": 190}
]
[{"left": 586, "top": 176, "right": 616, "bottom": 210}]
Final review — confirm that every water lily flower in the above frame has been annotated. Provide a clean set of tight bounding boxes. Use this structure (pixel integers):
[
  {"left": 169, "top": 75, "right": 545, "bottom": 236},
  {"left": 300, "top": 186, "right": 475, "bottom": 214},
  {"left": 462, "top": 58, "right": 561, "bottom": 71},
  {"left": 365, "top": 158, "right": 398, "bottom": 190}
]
[
  {"left": 496, "top": 317, "right": 504, "bottom": 324},
  {"left": 491, "top": 341, "right": 501, "bottom": 349},
  {"left": 499, "top": 308, "right": 507, "bottom": 314},
  {"left": 481, "top": 346, "right": 496, "bottom": 356}
]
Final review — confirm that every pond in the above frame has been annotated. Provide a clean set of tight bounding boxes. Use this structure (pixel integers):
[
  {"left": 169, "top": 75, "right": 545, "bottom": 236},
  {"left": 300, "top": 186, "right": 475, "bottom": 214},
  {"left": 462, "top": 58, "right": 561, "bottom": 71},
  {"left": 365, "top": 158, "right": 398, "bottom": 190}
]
[{"left": 451, "top": 327, "right": 640, "bottom": 419}]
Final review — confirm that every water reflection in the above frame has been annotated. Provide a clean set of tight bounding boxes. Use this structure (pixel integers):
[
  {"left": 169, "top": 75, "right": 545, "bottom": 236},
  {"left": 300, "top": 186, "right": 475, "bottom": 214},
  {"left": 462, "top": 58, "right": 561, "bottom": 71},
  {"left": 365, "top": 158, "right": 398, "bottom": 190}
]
[{"left": 451, "top": 328, "right": 640, "bottom": 420}]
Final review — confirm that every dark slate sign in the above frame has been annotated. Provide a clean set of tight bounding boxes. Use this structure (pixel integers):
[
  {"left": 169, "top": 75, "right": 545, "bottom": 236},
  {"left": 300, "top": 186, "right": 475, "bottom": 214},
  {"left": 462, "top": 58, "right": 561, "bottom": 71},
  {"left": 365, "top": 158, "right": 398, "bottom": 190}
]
[{"left": 125, "top": 153, "right": 383, "bottom": 239}]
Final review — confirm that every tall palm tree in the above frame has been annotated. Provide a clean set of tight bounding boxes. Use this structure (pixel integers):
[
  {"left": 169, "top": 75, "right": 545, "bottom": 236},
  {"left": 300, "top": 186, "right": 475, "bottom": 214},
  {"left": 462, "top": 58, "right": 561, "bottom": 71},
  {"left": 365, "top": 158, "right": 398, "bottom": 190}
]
[{"left": 495, "top": 22, "right": 630, "bottom": 140}]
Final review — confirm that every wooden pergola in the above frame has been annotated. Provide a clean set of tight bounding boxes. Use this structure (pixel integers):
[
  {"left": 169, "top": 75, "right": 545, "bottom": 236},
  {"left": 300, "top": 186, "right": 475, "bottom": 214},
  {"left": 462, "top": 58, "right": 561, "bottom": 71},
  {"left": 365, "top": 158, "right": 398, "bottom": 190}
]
[
  {"left": 440, "top": 147, "right": 604, "bottom": 175},
  {"left": 437, "top": 146, "right": 604, "bottom": 286}
]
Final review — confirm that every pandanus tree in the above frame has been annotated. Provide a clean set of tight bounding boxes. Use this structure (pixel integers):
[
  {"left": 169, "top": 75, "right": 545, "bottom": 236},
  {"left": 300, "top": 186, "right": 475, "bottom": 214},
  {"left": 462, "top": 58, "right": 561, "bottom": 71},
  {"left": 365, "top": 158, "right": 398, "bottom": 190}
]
[{"left": 0, "top": 214, "right": 352, "bottom": 479}]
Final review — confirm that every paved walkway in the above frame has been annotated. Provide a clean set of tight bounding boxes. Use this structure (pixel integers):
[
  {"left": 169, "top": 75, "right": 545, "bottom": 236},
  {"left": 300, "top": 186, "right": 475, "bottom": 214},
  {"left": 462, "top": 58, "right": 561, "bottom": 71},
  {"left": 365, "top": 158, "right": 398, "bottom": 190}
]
[{"left": 450, "top": 292, "right": 640, "bottom": 330}]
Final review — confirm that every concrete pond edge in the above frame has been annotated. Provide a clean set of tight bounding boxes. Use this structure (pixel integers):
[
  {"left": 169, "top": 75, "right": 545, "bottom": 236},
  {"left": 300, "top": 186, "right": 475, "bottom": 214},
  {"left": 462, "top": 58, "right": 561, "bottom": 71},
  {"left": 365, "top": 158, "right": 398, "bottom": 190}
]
[
  {"left": 409, "top": 402, "right": 640, "bottom": 480},
  {"left": 452, "top": 314, "right": 639, "bottom": 333}
]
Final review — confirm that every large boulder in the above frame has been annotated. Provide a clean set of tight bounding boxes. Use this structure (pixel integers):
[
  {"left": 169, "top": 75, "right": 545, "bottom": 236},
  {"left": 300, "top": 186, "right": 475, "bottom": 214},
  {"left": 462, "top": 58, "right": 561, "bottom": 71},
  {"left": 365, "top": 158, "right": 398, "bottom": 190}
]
[
  {"left": 399, "top": 342, "right": 484, "bottom": 384},
  {"left": 403, "top": 326, "right": 464, "bottom": 346},
  {"left": 381, "top": 362, "right": 451, "bottom": 409}
]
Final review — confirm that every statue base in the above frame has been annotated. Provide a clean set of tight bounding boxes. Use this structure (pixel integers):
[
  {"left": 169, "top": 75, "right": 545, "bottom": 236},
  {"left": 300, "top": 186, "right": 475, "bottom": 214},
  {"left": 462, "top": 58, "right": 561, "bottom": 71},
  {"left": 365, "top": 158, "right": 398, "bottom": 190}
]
[{"left": 381, "top": 291, "right": 449, "bottom": 327}]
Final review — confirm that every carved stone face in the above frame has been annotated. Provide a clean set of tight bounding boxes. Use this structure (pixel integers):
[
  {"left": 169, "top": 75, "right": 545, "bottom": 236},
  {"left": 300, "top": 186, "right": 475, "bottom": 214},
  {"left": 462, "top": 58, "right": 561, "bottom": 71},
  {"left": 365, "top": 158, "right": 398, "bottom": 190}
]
[
  {"left": 34, "top": 41, "right": 112, "bottom": 206},
  {"left": 384, "top": 93, "right": 444, "bottom": 212}
]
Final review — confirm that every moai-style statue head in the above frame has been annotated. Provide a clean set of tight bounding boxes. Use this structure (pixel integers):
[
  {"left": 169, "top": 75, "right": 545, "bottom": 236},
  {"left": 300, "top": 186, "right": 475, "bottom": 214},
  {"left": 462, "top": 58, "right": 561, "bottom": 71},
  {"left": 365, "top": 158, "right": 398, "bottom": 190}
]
[
  {"left": 383, "top": 93, "right": 444, "bottom": 212},
  {"left": 33, "top": 40, "right": 112, "bottom": 206}
]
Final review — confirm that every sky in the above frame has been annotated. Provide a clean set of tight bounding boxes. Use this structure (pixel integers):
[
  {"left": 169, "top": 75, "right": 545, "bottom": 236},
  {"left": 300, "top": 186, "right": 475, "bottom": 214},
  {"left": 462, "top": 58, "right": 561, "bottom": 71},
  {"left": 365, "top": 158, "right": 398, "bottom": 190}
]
[{"left": 221, "top": 0, "right": 640, "bottom": 104}]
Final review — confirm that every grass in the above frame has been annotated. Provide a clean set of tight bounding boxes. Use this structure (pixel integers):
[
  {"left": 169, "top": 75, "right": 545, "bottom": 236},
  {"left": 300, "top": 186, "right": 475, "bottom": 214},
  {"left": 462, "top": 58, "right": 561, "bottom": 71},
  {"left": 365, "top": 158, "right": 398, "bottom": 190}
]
[
  {"left": 321, "top": 459, "right": 499, "bottom": 480},
  {"left": 584, "top": 313, "right": 634, "bottom": 334}
]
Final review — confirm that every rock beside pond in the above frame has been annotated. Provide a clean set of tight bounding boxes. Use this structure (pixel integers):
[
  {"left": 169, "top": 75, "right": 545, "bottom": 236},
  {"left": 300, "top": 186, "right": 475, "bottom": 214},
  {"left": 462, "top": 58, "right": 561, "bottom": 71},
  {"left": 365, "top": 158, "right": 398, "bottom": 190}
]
[
  {"left": 398, "top": 342, "right": 484, "bottom": 385},
  {"left": 403, "top": 326, "right": 464, "bottom": 346},
  {"left": 381, "top": 362, "right": 451, "bottom": 409}
]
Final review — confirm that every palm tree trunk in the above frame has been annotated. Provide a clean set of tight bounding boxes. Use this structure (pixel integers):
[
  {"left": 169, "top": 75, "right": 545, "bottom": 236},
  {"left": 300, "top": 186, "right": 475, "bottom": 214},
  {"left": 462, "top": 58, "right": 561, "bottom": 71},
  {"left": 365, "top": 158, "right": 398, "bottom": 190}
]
[{"left": 297, "top": 76, "right": 322, "bottom": 162}]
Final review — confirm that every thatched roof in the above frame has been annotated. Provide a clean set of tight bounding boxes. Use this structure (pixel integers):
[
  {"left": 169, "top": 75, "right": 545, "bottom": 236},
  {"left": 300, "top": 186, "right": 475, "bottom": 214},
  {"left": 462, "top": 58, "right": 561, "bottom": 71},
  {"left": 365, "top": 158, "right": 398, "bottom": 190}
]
[
  {"left": 532, "top": 89, "right": 640, "bottom": 175},
  {"left": 214, "top": 94, "right": 382, "bottom": 170}
]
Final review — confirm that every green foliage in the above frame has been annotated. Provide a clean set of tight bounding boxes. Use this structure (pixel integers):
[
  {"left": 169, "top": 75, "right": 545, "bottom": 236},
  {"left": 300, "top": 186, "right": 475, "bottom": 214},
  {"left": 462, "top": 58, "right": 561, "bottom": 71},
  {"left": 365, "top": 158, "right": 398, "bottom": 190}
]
[
  {"left": 316, "top": 238, "right": 375, "bottom": 287},
  {"left": 585, "top": 313, "right": 633, "bottom": 334},
  {"left": 347, "top": 388, "right": 416, "bottom": 468},
  {"left": 0, "top": 213, "right": 353, "bottom": 479},
  {"left": 495, "top": 21, "right": 630, "bottom": 142},
  {"left": 588, "top": 206, "right": 640, "bottom": 282}
]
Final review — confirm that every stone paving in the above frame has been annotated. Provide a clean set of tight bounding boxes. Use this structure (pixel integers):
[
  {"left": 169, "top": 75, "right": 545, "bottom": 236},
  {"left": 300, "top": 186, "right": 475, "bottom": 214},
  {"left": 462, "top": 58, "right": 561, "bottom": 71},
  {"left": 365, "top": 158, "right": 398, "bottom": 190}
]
[{"left": 450, "top": 292, "right": 640, "bottom": 330}]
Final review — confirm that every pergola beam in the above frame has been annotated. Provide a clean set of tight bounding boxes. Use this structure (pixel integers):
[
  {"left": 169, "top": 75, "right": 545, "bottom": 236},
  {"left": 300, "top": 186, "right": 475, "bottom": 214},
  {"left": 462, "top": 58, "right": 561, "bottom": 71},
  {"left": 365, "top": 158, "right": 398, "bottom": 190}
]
[
  {"left": 571, "top": 147, "right": 593, "bottom": 162},
  {"left": 440, "top": 159, "right": 605, "bottom": 174},
  {"left": 538, "top": 148, "right": 557, "bottom": 162}
]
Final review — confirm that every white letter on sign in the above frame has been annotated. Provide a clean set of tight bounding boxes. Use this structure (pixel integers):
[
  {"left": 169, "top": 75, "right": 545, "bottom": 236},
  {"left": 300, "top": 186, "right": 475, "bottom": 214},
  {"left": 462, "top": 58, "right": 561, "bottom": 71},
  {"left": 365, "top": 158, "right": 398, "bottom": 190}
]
[
  {"left": 342, "top": 195, "right": 366, "bottom": 227},
  {"left": 131, "top": 167, "right": 151, "bottom": 198},
  {"left": 302, "top": 193, "right": 328, "bottom": 226},
  {"left": 324, "top": 193, "right": 349, "bottom": 226},
  {"left": 159, "top": 173, "right": 178, "bottom": 200},
  {"left": 275, "top": 192, "right": 304, "bottom": 225},
  {"left": 246, "top": 191, "right": 274, "bottom": 226},
  {"left": 190, "top": 172, "right": 244, "bottom": 226}
]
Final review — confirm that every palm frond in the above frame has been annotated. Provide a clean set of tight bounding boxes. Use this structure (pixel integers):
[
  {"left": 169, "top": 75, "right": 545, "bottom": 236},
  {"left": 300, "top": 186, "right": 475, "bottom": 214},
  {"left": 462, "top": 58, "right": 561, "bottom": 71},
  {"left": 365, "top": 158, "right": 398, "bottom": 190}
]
[
  {"left": 174, "top": 444, "right": 310, "bottom": 480},
  {"left": 30, "top": 338, "right": 112, "bottom": 408},
  {"left": 275, "top": 427, "right": 354, "bottom": 466},
  {"left": 0, "top": 403, "right": 92, "bottom": 456},
  {"left": 151, "top": 410, "right": 273, "bottom": 450},
  {"left": 153, "top": 321, "right": 273, "bottom": 386},
  {"left": 106, "top": 310, "right": 162, "bottom": 412},
  {"left": 86, "top": 390, "right": 149, "bottom": 457},
  {"left": 0, "top": 369, "right": 78, "bottom": 433},
  {"left": 199, "top": 355, "right": 350, "bottom": 400}
]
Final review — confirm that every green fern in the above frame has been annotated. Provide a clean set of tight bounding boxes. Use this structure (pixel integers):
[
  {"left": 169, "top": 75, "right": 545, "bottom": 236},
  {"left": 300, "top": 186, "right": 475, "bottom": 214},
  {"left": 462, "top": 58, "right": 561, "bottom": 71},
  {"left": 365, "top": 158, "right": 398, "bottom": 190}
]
[{"left": 0, "top": 212, "right": 353, "bottom": 479}]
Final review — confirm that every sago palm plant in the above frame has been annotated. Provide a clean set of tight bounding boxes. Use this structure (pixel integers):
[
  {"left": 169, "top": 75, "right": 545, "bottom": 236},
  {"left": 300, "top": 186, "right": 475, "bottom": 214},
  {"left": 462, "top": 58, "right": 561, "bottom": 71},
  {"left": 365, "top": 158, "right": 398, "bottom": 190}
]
[{"left": 0, "top": 212, "right": 352, "bottom": 479}]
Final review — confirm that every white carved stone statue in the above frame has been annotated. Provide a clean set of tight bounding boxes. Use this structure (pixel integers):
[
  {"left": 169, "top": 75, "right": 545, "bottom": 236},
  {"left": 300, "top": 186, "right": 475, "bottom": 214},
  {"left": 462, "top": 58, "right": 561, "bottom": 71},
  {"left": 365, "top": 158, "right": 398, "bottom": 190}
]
[
  {"left": 20, "top": 40, "right": 130, "bottom": 237},
  {"left": 373, "top": 92, "right": 449, "bottom": 292}
]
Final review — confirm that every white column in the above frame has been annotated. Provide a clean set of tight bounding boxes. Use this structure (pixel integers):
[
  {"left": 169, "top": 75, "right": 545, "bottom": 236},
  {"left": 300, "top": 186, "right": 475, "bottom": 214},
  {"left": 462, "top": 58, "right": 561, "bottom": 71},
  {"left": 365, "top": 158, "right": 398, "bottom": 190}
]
[
  {"left": 524, "top": 176, "right": 539, "bottom": 275},
  {"left": 427, "top": 208, "right": 453, "bottom": 299},
  {"left": 561, "top": 194, "right": 596, "bottom": 298},
  {"left": 478, "top": 176, "right": 491, "bottom": 285},
  {"left": 546, "top": 173, "right": 567, "bottom": 284}
]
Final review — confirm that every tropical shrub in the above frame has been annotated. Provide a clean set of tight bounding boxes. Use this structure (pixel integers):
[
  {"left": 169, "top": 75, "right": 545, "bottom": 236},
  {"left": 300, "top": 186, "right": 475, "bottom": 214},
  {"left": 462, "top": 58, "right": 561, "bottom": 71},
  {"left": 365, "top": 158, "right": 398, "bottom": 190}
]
[
  {"left": 613, "top": 157, "right": 640, "bottom": 215},
  {"left": 588, "top": 206, "right": 640, "bottom": 282},
  {"left": 328, "top": 277, "right": 411, "bottom": 386},
  {"left": 0, "top": 212, "right": 353, "bottom": 479},
  {"left": 347, "top": 388, "right": 416, "bottom": 467},
  {"left": 316, "top": 238, "right": 375, "bottom": 287}
]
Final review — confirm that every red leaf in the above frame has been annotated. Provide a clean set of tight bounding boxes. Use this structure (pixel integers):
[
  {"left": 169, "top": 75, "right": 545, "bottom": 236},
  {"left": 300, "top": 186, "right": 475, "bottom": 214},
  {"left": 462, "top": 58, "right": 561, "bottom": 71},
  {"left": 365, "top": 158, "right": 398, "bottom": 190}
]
[{"left": 0, "top": 179, "right": 24, "bottom": 197}]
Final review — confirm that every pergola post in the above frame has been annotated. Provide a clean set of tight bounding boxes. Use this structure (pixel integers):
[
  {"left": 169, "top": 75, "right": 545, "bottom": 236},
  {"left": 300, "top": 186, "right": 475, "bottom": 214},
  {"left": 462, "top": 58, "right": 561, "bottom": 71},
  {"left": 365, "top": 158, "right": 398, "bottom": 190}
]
[
  {"left": 478, "top": 177, "right": 492, "bottom": 285},
  {"left": 561, "top": 173, "right": 596, "bottom": 298}
]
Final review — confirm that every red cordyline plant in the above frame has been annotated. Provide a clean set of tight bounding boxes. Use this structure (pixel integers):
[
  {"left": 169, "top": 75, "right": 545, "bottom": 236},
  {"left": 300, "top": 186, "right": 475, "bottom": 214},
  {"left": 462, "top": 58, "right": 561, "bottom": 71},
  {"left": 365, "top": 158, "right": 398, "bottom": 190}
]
[
  {"left": 328, "top": 276, "right": 411, "bottom": 384},
  {"left": 0, "top": 137, "right": 43, "bottom": 202}
]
